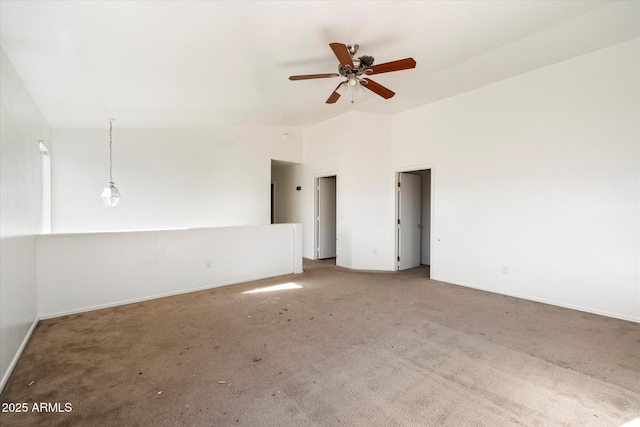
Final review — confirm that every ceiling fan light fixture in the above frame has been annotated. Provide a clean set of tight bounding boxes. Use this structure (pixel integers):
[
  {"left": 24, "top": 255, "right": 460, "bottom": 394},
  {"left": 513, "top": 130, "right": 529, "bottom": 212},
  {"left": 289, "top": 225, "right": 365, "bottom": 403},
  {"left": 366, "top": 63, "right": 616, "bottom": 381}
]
[{"left": 348, "top": 75, "right": 358, "bottom": 87}]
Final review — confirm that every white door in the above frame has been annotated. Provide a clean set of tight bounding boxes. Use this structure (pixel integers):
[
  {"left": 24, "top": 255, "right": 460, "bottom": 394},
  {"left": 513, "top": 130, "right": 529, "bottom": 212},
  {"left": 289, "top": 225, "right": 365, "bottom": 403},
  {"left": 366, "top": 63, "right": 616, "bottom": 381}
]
[
  {"left": 398, "top": 172, "right": 421, "bottom": 270},
  {"left": 317, "top": 177, "right": 337, "bottom": 259}
]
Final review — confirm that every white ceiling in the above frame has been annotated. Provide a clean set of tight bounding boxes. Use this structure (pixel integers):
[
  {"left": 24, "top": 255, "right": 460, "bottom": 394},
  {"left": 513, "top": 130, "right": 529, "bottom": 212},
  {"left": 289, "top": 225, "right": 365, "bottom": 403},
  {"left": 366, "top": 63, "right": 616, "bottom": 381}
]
[{"left": 1, "top": 1, "right": 638, "bottom": 129}]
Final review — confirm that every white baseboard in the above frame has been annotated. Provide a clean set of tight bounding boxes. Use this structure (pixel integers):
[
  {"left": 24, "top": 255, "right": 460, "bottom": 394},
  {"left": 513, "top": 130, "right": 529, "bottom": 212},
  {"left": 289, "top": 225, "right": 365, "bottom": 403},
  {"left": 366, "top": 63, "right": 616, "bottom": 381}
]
[
  {"left": 39, "top": 270, "right": 295, "bottom": 320},
  {"left": 431, "top": 275, "right": 640, "bottom": 324},
  {"left": 0, "top": 317, "right": 39, "bottom": 394}
]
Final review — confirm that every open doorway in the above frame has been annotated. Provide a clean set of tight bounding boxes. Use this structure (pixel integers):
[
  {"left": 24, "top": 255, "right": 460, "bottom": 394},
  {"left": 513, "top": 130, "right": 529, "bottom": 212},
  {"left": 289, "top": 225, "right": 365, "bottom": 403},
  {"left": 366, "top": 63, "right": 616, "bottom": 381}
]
[
  {"left": 271, "top": 159, "right": 301, "bottom": 225},
  {"left": 396, "top": 168, "right": 432, "bottom": 274},
  {"left": 315, "top": 175, "right": 337, "bottom": 263}
]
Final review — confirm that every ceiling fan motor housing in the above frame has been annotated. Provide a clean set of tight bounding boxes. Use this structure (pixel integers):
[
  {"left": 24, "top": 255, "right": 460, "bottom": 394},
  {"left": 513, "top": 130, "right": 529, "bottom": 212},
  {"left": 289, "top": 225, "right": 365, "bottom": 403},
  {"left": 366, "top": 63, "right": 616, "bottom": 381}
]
[
  {"left": 359, "top": 55, "right": 375, "bottom": 67},
  {"left": 338, "top": 55, "right": 375, "bottom": 77}
]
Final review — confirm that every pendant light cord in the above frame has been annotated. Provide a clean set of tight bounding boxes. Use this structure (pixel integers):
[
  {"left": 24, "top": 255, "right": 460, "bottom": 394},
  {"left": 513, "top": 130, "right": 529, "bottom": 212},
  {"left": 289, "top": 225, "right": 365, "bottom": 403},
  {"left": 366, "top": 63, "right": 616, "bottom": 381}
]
[{"left": 109, "top": 120, "right": 113, "bottom": 183}]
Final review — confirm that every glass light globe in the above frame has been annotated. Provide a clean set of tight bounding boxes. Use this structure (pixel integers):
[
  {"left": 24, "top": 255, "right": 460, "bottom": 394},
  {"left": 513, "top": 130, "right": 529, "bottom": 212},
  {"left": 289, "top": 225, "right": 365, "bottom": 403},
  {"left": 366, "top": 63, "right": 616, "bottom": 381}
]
[{"left": 101, "top": 182, "right": 121, "bottom": 207}]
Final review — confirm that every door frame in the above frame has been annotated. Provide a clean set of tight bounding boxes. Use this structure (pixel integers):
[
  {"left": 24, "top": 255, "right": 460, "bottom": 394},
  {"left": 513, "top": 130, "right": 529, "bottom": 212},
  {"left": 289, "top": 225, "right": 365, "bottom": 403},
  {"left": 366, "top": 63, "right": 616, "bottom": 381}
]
[
  {"left": 313, "top": 172, "right": 339, "bottom": 262},
  {"left": 394, "top": 164, "right": 434, "bottom": 272},
  {"left": 270, "top": 180, "right": 276, "bottom": 224}
]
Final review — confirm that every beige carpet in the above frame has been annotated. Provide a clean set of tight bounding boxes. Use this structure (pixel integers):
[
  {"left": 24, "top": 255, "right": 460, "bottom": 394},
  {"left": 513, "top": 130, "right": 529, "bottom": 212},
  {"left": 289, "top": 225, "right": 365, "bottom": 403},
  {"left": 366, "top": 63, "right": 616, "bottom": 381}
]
[{"left": 1, "top": 259, "right": 639, "bottom": 426}]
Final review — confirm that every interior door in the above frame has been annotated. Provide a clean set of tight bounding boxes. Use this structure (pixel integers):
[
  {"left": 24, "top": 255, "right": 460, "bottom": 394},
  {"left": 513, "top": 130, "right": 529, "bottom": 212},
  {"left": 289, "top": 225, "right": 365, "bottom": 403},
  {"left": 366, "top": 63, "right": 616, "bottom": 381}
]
[
  {"left": 317, "top": 177, "right": 337, "bottom": 259},
  {"left": 398, "top": 172, "right": 421, "bottom": 270}
]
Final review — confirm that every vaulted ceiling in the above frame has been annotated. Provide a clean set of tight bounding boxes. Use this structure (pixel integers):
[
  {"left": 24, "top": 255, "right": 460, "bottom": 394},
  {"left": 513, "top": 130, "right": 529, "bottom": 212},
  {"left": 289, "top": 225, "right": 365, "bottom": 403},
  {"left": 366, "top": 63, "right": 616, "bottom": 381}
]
[{"left": 1, "top": 1, "right": 638, "bottom": 129}]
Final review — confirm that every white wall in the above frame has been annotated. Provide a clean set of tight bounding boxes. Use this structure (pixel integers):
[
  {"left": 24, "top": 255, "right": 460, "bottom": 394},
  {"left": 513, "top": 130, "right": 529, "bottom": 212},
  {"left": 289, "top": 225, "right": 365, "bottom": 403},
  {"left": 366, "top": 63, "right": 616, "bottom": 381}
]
[
  {"left": 350, "top": 112, "right": 395, "bottom": 270},
  {"left": 392, "top": 38, "right": 639, "bottom": 321},
  {"left": 0, "top": 48, "right": 50, "bottom": 389},
  {"left": 37, "top": 224, "right": 302, "bottom": 318},
  {"left": 52, "top": 126, "right": 302, "bottom": 233},
  {"left": 277, "top": 39, "right": 639, "bottom": 321},
  {"left": 303, "top": 113, "right": 355, "bottom": 267},
  {"left": 273, "top": 112, "right": 394, "bottom": 270}
]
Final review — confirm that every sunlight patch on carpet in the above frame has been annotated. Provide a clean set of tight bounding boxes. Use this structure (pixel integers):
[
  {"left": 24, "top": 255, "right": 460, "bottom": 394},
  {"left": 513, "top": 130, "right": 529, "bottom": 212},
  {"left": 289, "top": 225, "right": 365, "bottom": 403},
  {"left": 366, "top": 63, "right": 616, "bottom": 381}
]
[{"left": 243, "top": 282, "right": 303, "bottom": 294}]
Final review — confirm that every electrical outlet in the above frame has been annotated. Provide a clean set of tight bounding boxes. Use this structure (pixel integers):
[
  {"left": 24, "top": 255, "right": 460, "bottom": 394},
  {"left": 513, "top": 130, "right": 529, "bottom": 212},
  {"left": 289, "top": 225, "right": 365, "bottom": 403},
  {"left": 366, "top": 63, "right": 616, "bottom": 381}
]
[
  {"left": 205, "top": 260, "right": 212, "bottom": 269},
  {"left": 502, "top": 265, "right": 509, "bottom": 274}
]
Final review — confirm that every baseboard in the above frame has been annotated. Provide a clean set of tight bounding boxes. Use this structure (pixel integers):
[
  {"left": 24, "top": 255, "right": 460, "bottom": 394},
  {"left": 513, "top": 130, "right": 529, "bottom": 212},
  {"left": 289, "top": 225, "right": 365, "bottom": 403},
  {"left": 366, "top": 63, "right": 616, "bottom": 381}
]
[
  {"left": 39, "top": 270, "right": 295, "bottom": 320},
  {"left": 431, "top": 275, "right": 640, "bottom": 324},
  {"left": 0, "top": 317, "right": 39, "bottom": 394}
]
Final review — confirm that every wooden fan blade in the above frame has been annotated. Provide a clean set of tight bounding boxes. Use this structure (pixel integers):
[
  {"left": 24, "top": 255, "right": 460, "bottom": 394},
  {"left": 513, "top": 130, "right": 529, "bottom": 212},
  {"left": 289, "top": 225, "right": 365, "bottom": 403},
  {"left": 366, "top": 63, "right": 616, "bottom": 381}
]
[
  {"left": 329, "top": 43, "right": 354, "bottom": 68},
  {"left": 289, "top": 73, "right": 340, "bottom": 80},
  {"left": 326, "top": 83, "right": 344, "bottom": 104},
  {"left": 362, "top": 78, "right": 395, "bottom": 99},
  {"left": 367, "top": 58, "right": 416, "bottom": 75}
]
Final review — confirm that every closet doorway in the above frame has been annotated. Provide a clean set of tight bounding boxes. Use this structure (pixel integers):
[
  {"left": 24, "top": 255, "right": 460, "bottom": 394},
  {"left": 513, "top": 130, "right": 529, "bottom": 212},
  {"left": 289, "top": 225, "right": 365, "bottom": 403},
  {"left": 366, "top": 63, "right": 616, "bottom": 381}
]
[{"left": 396, "top": 168, "right": 432, "bottom": 272}]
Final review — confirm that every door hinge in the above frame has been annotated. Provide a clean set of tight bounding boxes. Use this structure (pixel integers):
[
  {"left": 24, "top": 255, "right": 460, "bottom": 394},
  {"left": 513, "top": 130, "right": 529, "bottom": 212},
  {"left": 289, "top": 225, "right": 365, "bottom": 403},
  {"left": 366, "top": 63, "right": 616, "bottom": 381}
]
[
  {"left": 397, "top": 219, "right": 401, "bottom": 225},
  {"left": 397, "top": 182, "right": 401, "bottom": 188},
  {"left": 397, "top": 256, "right": 400, "bottom": 261},
  {"left": 317, "top": 247, "right": 320, "bottom": 252}
]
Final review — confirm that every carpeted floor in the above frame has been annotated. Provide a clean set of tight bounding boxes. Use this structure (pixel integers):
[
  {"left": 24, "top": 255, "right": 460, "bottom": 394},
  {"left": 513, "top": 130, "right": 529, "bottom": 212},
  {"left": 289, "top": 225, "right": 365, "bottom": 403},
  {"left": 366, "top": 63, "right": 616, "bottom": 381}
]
[{"left": 1, "top": 259, "right": 639, "bottom": 426}]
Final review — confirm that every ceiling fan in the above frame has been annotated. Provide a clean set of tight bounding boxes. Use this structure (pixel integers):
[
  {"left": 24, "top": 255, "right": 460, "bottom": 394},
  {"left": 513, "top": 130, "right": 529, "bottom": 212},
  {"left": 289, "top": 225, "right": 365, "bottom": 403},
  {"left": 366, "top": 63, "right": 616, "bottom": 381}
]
[{"left": 289, "top": 43, "right": 416, "bottom": 104}]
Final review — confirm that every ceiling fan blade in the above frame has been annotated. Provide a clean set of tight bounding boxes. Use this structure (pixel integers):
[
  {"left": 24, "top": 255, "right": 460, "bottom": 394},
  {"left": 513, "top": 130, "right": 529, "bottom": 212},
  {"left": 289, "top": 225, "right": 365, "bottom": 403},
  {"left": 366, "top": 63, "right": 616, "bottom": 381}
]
[
  {"left": 329, "top": 43, "right": 354, "bottom": 69},
  {"left": 289, "top": 73, "right": 340, "bottom": 80},
  {"left": 366, "top": 58, "right": 416, "bottom": 75},
  {"left": 362, "top": 78, "right": 395, "bottom": 99},
  {"left": 326, "top": 83, "right": 344, "bottom": 104}
]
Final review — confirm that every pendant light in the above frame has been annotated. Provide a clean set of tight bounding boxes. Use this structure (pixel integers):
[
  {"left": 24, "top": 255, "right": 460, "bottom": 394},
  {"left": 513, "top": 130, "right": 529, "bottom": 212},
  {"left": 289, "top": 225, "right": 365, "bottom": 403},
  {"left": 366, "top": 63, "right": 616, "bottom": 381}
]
[{"left": 101, "top": 119, "right": 121, "bottom": 207}]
